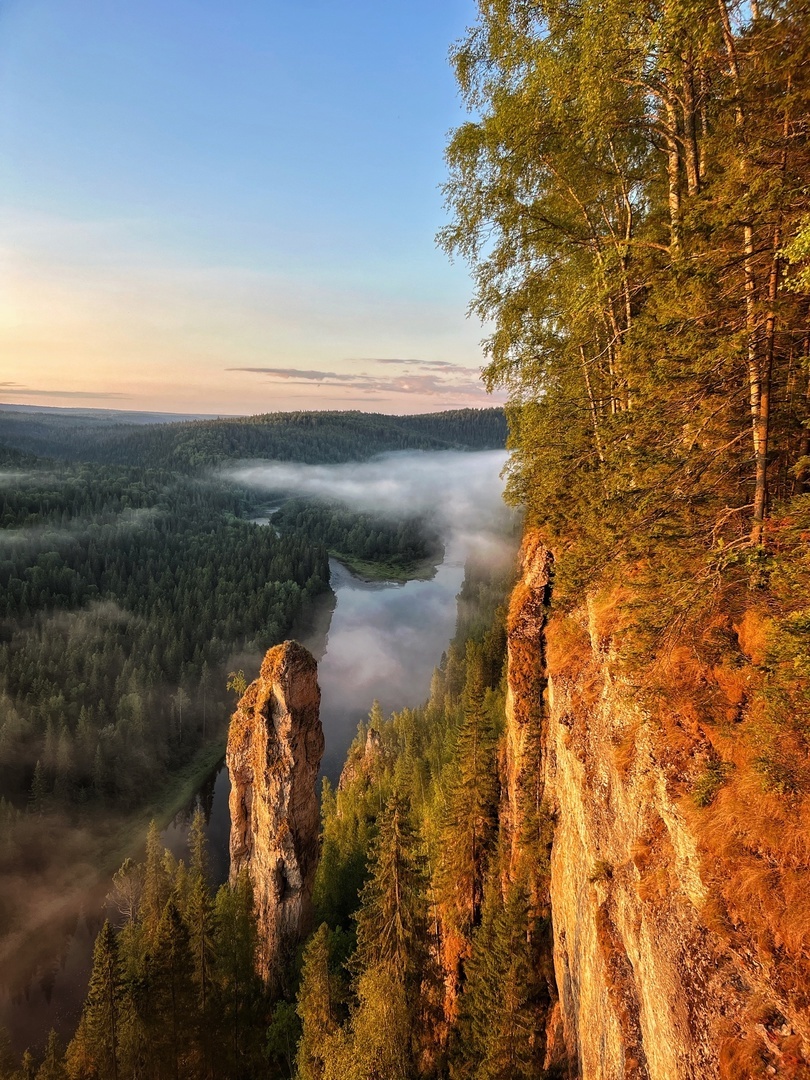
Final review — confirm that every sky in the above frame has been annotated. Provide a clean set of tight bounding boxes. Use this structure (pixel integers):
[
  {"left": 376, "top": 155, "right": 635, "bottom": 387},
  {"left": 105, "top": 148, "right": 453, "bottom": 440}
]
[{"left": 0, "top": 0, "right": 502, "bottom": 416}]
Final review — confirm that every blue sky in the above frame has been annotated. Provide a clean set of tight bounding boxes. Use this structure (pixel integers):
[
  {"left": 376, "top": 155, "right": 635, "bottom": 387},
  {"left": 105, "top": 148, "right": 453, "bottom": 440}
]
[{"left": 0, "top": 0, "right": 501, "bottom": 414}]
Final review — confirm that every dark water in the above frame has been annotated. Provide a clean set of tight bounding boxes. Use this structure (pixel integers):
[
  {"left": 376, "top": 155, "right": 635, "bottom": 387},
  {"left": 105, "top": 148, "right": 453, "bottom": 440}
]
[{"left": 0, "top": 552, "right": 465, "bottom": 1053}]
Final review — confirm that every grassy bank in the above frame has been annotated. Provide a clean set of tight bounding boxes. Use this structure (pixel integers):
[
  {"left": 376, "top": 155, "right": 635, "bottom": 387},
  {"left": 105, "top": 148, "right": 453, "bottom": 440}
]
[{"left": 330, "top": 550, "right": 440, "bottom": 583}]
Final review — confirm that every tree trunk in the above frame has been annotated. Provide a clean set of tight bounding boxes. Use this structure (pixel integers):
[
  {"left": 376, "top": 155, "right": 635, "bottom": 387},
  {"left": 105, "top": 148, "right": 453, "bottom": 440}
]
[
  {"left": 663, "top": 95, "right": 683, "bottom": 254},
  {"left": 681, "top": 51, "right": 701, "bottom": 195}
]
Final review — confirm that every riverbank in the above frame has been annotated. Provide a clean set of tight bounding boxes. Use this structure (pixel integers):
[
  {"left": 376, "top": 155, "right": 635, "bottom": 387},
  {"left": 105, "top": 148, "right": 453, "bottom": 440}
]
[{"left": 328, "top": 550, "right": 440, "bottom": 583}]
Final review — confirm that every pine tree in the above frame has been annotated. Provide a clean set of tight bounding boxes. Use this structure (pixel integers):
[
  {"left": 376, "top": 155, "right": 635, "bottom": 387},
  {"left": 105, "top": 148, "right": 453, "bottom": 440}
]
[
  {"left": 452, "top": 882, "right": 549, "bottom": 1080},
  {"left": 35, "top": 1031, "right": 66, "bottom": 1080},
  {"left": 152, "top": 900, "right": 196, "bottom": 1080},
  {"left": 140, "top": 821, "right": 170, "bottom": 936},
  {"left": 353, "top": 793, "right": 429, "bottom": 990},
  {"left": 186, "top": 808, "right": 216, "bottom": 1078},
  {"left": 67, "top": 922, "right": 125, "bottom": 1080},
  {"left": 0, "top": 1028, "right": 17, "bottom": 1080},
  {"left": 296, "top": 924, "right": 342, "bottom": 1080},
  {"left": 438, "top": 646, "right": 500, "bottom": 935},
  {"left": 213, "top": 871, "right": 259, "bottom": 1075},
  {"left": 29, "top": 760, "right": 47, "bottom": 815}
]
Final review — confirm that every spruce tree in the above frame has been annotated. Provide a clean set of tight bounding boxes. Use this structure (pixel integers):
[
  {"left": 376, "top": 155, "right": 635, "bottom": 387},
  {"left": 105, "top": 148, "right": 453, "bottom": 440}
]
[
  {"left": 213, "top": 871, "right": 259, "bottom": 1075},
  {"left": 68, "top": 922, "right": 125, "bottom": 1080},
  {"left": 140, "top": 821, "right": 169, "bottom": 936},
  {"left": 438, "top": 645, "right": 500, "bottom": 935},
  {"left": 28, "top": 761, "right": 47, "bottom": 815},
  {"left": 152, "top": 899, "right": 196, "bottom": 1080},
  {"left": 296, "top": 924, "right": 341, "bottom": 1080},
  {"left": 34, "top": 1031, "right": 66, "bottom": 1080},
  {"left": 186, "top": 808, "right": 216, "bottom": 1078},
  {"left": 353, "top": 793, "right": 429, "bottom": 990},
  {"left": 452, "top": 882, "right": 548, "bottom": 1080}
]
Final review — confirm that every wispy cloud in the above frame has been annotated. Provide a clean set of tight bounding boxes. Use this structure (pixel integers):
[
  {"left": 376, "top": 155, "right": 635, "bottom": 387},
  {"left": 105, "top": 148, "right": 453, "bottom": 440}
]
[
  {"left": 227, "top": 358, "right": 493, "bottom": 401},
  {"left": 359, "top": 357, "right": 480, "bottom": 374},
  {"left": 225, "top": 449, "right": 513, "bottom": 550}
]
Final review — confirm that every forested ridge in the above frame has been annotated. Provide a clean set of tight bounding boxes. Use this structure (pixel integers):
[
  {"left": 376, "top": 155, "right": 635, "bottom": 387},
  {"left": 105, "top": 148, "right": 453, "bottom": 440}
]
[{"left": 0, "top": 409, "right": 507, "bottom": 470}]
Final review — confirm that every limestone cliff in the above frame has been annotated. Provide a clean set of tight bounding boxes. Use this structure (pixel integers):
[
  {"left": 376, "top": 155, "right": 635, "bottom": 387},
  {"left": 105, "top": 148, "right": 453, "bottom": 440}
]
[
  {"left": 227, "top": 640, "right": 323, "bottom": 989},
  {"left": 506, "top": 531, "right": 810, "bottom": 1079}
]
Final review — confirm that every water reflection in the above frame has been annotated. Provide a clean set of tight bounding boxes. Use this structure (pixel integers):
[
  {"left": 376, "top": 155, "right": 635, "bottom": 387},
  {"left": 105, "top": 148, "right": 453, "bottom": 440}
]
[
  {"left": 313, "top": 558, "right": 464, "bottom": 778},
  {"left": 161, "top": 765, "right": 232, "bottom": 887}
]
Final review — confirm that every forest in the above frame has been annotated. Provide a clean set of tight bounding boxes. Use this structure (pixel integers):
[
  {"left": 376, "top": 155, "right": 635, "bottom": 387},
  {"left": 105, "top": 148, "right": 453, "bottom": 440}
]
[
  {"left": 272, "top": 499, "right": 444, "bottom": 581},
  {"left": 4, "top": 0, "right": 810, "bottom": 1070},
  {"left": 0, "top": 409, "right": 507, "bottom": 470}
]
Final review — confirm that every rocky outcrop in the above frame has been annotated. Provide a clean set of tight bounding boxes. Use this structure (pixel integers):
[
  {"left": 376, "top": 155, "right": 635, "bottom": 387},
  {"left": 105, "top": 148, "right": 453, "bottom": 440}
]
[
  {"left": 337, "top": 726, "right": 387, "bottom": 793},
  {"left": 506, "top": 531, "right": 810, "bottom": 1079},
  {"left": 227, "top": 640, "right": 323, "bottom": 989}
]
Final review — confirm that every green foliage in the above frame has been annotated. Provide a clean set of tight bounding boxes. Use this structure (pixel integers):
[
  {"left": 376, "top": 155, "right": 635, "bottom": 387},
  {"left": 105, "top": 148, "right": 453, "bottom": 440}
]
[
  {"left": 48, "top": 817, "right": 270, "bottom": 1080},
  {"left": 226, "top": 671, "right": 248, "bottom": 700},
  {"left": 34, "top": 1033, "right": 66, "bottom": 1080},
  {"left": 0, "top": 466, "right": 328, "bottom": 818},
  {"left": 67, "top": 922, "right": 125, "bottom": 1080},
  {"left": 451, "top": 883, "right": 550, "bottom": 1080},
  {"left": 436, "top": 645, "right": 501, "bottom": 935},
  {"left": 353, "top": 794, "right": 430, "bottom": 990},
  {"left": 295, "top": 925, "right": 345, "bottom": 1080},
  {"left": 439, "top": 0, "right": 810, "bottom": 608},
  {"left": 294, "top": 557, "right": 527, "bottom": 1080},
  {"left": 273, "top": 498, "right": 443, "bottom": 578},
  {"left": 692, "top": 761, "right": 735, "bottom": 807}
]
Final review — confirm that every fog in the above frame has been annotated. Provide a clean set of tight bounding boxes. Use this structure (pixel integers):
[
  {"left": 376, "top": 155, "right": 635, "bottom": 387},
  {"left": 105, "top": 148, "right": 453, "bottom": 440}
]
[
  {"left": 226, "top": 450, "right": 516, "bottom": 777},
  {"left": 0, "top": 507, "right": 160, "bottom": 553},
  {"left": 225, "top": 449, "right": 511, "bottom": 561}
]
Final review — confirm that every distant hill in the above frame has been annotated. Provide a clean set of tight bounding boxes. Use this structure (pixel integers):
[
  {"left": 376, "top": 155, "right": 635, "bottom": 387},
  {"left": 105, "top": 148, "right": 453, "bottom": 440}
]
[
  {"left": 0, "top": 403, "right": 223, "bottom": 423},
  {"left": 0, "top": 407, "right": 507, "bottom": 469}
]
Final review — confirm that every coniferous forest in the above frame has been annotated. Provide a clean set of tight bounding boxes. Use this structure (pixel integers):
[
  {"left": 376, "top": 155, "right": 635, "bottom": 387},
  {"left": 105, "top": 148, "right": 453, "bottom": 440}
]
[{"left": 0, "top": 409, "right": 496, "bottom": 1027}]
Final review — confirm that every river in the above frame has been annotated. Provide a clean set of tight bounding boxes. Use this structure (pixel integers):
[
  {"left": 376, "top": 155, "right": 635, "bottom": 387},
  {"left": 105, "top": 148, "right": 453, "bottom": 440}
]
[{"left": 0, "top": 551, "right": 465, "bottom": 1053}]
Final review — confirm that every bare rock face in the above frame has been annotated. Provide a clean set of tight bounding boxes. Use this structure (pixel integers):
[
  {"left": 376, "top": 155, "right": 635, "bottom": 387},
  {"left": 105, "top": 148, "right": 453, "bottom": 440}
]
[
  {"left": 505, "top": 533, "right": 810, "bottom": 1079},
  {"left": 226, "top": 640, "right": 323, "bottom": 989}
]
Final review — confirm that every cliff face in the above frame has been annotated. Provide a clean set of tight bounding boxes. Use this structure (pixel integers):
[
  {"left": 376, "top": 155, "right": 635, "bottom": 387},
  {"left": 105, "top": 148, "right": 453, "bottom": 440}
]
[
  {"left": 227, "top": 640, "right": 323, "bottom": 989},
  {"left": 506, "top": 532, "right": 810, "bottom": 1079}
]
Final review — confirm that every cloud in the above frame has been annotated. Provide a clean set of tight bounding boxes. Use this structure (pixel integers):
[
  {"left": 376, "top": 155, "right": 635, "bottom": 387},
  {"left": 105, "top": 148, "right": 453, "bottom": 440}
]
[
  {"left": 227, "top": 360, "right": 492, "bottom": 401},
  {"left": 1, "top": 208, "right": 494, "bottom": 415},
  {"left": 360, "top": 358, "right": 478, "bottom": 373},
  {"left": 0, "top": 506, "right": 160, "bottom": 551}
]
